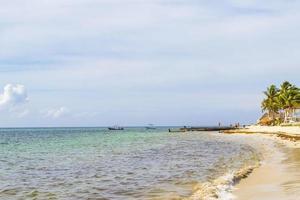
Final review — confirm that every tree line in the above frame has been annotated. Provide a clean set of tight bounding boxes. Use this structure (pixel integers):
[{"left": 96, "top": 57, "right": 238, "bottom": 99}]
[{"left": 261, "top": 81, "right": 300, "bottom": 125}]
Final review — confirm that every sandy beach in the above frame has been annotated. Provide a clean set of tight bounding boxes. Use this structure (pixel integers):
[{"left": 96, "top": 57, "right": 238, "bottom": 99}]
[{"left": 225, "top": 125, "right": 300, "bottom": 200}]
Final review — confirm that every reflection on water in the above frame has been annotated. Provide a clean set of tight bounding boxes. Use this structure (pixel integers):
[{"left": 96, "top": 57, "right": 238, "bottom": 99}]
[{"left": 0, "top": 128, "right": 259, "bottom": 200}]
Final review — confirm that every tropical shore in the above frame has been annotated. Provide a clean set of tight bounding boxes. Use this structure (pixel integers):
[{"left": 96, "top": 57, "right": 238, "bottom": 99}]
[
  {"left": 223, "top": 125, "right": 300, "bottom": 148},
  {"left": 223, "top": 125, "right": 300, "bottom": 200}
]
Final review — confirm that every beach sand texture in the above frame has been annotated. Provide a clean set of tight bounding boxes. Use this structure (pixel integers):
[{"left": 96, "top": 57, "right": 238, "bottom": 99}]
[{"left": 229, "top": 126, "right": 300, "bottom": 200}]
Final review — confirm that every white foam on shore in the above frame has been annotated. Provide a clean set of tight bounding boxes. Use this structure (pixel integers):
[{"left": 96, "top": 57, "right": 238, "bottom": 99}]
[
  {"left": 214, "top": 173, "right": 236, "bottom": 200},
  {"left": 186, "top": 164, "right": 259, "bottom": 200}
]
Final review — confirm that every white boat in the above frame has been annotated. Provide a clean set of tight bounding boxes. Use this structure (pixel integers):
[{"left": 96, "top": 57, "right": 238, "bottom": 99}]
[{"left": 145, "top": 124, "right": 156, "bottom": 130}]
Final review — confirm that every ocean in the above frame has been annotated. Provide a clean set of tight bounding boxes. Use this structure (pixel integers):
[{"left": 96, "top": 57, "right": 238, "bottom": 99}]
[{"left": 0, "top": 128, "right": 260, "bottom": 200}]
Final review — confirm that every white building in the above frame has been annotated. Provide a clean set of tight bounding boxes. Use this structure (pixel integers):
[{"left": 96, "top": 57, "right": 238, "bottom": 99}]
[{"left": 289, "top": 107, "right": 300, "bottom": 123}]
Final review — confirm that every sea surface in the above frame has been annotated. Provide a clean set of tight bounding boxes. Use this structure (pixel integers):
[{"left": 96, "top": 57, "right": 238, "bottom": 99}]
[{"left": 0, "top": 128, "right": 260, "bottom": 200}]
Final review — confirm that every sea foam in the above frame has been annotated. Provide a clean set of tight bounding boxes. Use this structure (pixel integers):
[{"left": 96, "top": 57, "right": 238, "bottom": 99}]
[{"left": 186, "top": 164, "right": 260, "bottom": 200}]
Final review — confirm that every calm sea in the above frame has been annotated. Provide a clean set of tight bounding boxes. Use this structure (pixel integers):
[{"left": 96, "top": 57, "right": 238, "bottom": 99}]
[{"left": 0, "top": 128, "right": 260, "bottom": 200}]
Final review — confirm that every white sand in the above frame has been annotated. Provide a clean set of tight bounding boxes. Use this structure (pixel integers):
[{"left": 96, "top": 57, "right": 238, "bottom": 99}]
[
  {"left": 245, "top": 125, "right": 300, "bottom": 135},
  {"left": 228, "top": 126, "right": 300, "bottom": 200}
]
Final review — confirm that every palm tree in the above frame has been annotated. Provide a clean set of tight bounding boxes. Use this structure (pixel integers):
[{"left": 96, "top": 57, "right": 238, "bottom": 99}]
[
  {"left": 277, "top": 81, "right": 300, "bottom": 122},
  {"left": 261, "top": 81, "right": 300, "bottom": 124},
  {"left": 261, "top": 84, "right": 279, "bottom": 120},
  {"left": 291, "top": 87, "right": 300, "bottom": 121}
]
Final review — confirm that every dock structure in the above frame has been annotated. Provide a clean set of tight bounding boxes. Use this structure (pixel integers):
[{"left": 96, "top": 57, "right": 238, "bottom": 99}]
[{"left": 168, "top": 126, "right": 237, "bottom": 133}]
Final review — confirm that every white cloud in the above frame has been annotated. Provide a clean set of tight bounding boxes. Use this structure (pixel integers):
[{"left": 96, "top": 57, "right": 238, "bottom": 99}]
[
  {"left": 0, "top": 84, "right": 28, "bottom": 109},
  {"left": 44, "top": 107, "right": 69, "bottom": 119}
]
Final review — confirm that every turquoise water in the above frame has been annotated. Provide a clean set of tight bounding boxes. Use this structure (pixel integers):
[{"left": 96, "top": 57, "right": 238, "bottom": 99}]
[{"left": 0, "top": 128, "right": 259, "bottom": 199}]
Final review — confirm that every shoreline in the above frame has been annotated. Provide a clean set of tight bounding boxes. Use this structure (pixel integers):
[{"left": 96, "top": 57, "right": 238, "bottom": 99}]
[
  {"left": 222, "top": 125, "right": 300, "bottom": 148},
  {"left": 222, "top": 125, "right": 300, "bottom": 200}
]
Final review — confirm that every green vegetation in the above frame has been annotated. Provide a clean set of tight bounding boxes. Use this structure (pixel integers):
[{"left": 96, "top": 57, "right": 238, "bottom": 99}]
[{"left": 261, "top": 81, "right": 300, "bottom": 125}]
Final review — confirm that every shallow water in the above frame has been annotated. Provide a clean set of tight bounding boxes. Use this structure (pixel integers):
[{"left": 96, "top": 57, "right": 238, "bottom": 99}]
[{"left": 0, "top": 128, "right": 260, "bottom": 199}]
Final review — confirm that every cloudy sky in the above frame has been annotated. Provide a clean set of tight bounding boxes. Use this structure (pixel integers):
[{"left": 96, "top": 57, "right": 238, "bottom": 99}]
[{"left": 0, "top": 0, "right": 299, "bottom": 127}]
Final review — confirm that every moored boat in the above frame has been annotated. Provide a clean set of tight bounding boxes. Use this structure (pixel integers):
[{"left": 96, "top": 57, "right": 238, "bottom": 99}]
[
  {"left": 145, "top": 124, "right": 156, "bottom": 130},
  {"left": 108, "top": 126, "right": 124, "bottom": 131}
]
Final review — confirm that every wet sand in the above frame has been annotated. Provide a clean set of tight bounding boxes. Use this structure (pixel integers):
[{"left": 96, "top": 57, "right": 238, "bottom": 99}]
[{"left": 232, "top": 133, "right": 300, "bottom": 200}]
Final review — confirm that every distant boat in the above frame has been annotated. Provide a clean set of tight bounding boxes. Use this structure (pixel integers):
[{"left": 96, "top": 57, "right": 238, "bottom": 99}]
[
  {"left": 145, "top": 124, "right": 156, "bottom": 130},
  {"left": 108, "top": 126, "right": 124, "bottom": 131}
]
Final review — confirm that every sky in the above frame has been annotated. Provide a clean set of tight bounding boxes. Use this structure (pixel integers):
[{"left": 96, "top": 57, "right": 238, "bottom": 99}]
[{"left": 0, "top": 0, "right": 300, "bottom": 127}]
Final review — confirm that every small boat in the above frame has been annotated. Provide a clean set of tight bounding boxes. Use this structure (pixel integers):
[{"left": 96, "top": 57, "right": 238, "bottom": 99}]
[
  {"left": 108, "top": 126, "right": 124, "bottom": 131},
  {"left": 145, "top": 124, "right": 156, "bottom": 130}
]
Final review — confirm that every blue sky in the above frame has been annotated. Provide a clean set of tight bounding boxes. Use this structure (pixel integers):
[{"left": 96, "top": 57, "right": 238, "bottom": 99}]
[{"left": 0, "top": 0, "right": 299, "bottom": 127}]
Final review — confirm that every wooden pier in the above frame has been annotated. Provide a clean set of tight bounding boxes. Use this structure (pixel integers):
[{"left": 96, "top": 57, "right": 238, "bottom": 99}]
[{"left": 168, "top": 126, "right": 237, "bottom": 133}]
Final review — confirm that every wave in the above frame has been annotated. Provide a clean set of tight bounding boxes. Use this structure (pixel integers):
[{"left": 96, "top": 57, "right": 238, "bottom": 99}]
[{"left": 185, "top": 163, "right": 260, "bottom": 200}]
